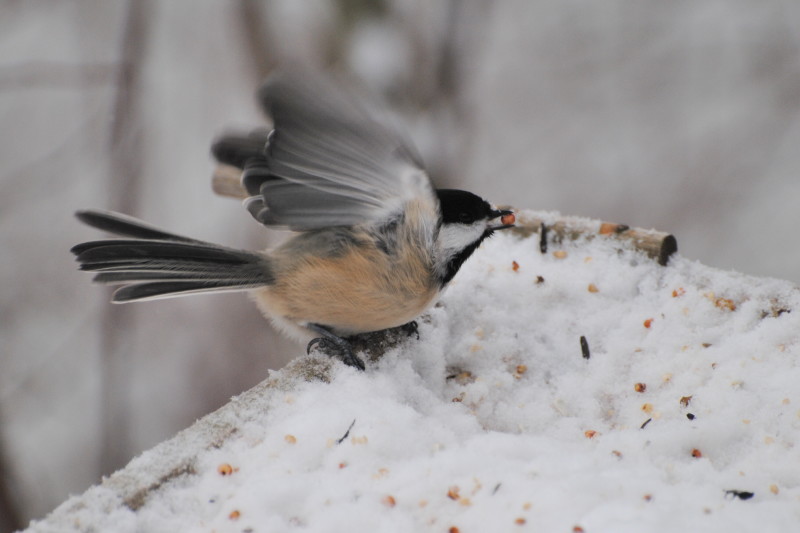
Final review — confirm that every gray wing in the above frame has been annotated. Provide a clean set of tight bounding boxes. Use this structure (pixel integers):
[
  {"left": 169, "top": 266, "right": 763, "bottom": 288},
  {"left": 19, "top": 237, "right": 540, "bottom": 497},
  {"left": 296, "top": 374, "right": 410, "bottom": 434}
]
[{"left": 235, "top": 70, "right": 436, "bottom": 231}]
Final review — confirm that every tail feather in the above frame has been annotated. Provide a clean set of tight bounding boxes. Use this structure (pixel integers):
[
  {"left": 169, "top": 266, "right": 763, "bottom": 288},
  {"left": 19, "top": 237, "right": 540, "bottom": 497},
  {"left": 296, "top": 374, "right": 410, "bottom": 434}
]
[
  {"left": 72, "top": 211, "right": 272, "bottom": 302},
  {"left": 112, "top": 280, "right": 267, "bottom": 303},
  {"left": 76, "top": 210, "right": 200, "bottom": 243},
  {"left": 93, "top": 271, "right": 232, "bottom": 283},
  {"left": 73, "top": 240, "right": 255, "bottom": 265},
  {"left": 81, "top": 259, "right": 223, "bottom": 271}
]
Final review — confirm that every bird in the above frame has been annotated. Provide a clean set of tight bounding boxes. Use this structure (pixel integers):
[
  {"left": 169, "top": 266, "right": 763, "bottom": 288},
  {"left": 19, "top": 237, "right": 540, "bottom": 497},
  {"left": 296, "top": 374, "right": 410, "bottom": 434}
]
[{"left": 71, "top": 70, "right": 515, "bottom": 370}]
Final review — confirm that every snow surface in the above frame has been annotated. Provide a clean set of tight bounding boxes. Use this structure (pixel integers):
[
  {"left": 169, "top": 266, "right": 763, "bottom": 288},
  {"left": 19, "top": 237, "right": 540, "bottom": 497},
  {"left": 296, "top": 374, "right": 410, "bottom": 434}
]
[{"left": 25, "top": 210, "right": 800, "bottom": 532}]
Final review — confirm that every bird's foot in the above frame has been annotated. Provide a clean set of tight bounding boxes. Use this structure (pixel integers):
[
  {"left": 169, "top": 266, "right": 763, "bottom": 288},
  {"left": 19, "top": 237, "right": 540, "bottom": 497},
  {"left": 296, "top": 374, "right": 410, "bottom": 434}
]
[{"left": 399, "top": 320, "right": 419, "bottom": 340}]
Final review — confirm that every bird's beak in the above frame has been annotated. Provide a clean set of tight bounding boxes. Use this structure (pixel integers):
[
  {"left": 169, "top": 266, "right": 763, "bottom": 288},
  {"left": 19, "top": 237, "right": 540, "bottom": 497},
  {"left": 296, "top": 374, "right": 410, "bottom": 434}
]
[{"left": 489, "top": 208, "right": 515, "bottom": 230}]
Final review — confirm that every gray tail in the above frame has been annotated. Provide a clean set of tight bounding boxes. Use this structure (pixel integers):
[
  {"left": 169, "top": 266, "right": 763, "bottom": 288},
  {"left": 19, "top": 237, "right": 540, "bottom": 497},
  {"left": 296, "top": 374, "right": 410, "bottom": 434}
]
[{"left": 71, "top": 210, "right": 272, "bottom": 303}]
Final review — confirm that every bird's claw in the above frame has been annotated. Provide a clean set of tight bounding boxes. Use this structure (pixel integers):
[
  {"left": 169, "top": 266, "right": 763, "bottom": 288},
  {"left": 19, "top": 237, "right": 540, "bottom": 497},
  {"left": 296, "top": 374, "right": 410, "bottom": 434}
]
[
  {"left": 306, "top": 334, "right": 366, "bottom": 371},
  {"left": 401, "top": 320, "right": 420, "bottom": 340}
]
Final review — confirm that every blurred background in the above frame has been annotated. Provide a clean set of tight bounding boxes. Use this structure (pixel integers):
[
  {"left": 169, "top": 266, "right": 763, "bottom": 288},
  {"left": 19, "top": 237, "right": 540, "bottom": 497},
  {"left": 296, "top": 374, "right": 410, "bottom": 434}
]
[{"left": 1, "top": 0, "right": 799, "bottom": 529}]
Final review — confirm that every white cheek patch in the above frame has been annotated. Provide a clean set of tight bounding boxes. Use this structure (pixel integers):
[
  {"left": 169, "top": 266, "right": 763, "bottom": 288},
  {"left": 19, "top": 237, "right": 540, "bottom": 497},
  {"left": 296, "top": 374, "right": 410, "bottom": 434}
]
[{"left": 437, "top": 222, "right": 486, "bottom": 256}]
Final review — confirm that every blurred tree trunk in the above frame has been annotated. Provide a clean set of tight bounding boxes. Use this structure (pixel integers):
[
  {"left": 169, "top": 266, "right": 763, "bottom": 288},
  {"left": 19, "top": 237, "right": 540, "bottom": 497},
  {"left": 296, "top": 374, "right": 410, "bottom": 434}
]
[
  {"left": 0, "top": 428, "right": 22, "bottom": 532},
  {"left": 100, "top": 0, "right": 148, "bottom": 476}
]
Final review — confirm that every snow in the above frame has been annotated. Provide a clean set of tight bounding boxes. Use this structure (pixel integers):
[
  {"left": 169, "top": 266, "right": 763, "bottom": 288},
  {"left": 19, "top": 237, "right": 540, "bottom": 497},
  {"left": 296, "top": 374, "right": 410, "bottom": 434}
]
[{"left": 24, "top": 210, "right": 800, "bottom": 532}]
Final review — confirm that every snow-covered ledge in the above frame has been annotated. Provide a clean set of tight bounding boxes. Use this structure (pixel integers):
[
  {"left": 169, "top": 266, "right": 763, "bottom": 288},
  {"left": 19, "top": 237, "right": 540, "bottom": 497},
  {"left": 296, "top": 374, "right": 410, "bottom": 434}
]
[{"left": 25, "top": 210, "right": 799, "bottom": 532}]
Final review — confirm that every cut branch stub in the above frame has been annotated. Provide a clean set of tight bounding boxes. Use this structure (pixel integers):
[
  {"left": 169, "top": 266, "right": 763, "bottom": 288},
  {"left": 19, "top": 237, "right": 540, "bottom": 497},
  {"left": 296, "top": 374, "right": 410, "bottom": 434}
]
[
  {"left": 212, "top": 165, "right": 248, "bottom": 200},
  {"left": 509, "top": 210, "right": 677, "bottom": 266}
]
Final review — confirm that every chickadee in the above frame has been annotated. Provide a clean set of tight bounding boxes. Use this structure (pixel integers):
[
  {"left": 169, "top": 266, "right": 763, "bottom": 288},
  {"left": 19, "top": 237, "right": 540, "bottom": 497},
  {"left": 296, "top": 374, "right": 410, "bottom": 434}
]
[{"left": 72, "top": 70, "right": 515, "bottom": 370}]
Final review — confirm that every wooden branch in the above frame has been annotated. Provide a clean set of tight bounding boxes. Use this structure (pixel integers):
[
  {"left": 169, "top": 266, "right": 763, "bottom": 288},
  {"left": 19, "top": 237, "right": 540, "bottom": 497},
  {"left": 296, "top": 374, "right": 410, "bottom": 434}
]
[
  {"left": 210, "top": 169, "right": 678, "bottom": 265},
  {"left": 212, "top": 164, "right": 247, "bottom": 200},
  {"left": 508, "top": 211, "right": 677, "bottom": 266}
]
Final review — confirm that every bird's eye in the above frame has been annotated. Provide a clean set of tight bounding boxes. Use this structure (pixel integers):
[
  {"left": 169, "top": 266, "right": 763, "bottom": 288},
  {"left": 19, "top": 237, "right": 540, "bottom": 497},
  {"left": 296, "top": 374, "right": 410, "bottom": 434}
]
[{"left": 458, "top": 212, "right": 472, "bottom": 224}]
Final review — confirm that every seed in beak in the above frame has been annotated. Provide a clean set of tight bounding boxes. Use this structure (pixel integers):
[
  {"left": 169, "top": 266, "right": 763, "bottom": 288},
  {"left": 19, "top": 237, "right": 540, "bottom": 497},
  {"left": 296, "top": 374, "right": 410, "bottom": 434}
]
[{"left": 501, "top": 212, "right": 515, "bottom": 226}]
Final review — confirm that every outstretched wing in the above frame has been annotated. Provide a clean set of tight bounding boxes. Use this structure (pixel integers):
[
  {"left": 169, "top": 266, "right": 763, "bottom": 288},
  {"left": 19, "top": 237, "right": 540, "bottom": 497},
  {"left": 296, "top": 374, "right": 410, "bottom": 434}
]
[{"left": 213, "top": 70, "right": 437, "bottom": 231}]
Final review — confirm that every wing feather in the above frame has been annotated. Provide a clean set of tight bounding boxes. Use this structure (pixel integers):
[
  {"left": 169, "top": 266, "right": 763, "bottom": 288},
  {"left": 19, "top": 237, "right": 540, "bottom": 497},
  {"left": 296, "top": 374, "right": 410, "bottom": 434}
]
[{"left": 224, "top": 70, "right": 437, "bottom": 231}]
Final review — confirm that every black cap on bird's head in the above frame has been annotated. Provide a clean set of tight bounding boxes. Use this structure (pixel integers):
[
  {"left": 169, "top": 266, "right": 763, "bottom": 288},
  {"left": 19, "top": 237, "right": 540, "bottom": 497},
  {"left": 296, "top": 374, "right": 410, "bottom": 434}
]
[
  {"left": 436, "top": 189, "right": 515, "bottom": 231},
  {"left": 434, "top": 189, "right": 515, "bottom": 286}
]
